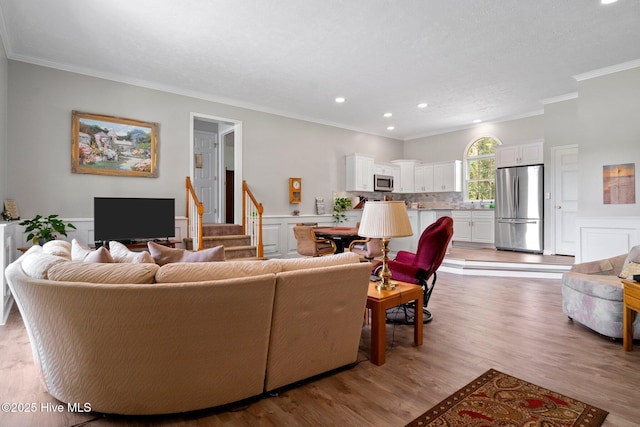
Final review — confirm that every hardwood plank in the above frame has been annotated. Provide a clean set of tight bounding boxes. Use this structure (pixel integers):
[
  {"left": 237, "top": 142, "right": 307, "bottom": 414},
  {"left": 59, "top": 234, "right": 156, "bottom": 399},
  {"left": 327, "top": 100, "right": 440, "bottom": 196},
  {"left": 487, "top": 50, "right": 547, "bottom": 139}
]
[{"left": 1, "top": 271, "right": 639, "bottom": 426}]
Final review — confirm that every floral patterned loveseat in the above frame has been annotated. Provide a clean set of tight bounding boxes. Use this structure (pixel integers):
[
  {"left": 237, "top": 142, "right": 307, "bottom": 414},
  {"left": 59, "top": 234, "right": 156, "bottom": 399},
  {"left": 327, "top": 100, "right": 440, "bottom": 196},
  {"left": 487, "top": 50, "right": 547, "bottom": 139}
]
[{"left": 562, "top": 245, "right": 640, "bottom": 339}]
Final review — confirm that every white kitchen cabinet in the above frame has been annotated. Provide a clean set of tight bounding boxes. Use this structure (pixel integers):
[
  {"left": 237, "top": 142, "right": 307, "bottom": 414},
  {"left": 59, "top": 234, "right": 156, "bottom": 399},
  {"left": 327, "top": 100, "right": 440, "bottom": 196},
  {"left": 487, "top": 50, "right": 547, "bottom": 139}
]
[
  {"left": 451, "top": 210, "right": 494, "bottom": 244},
  {"left": 374, "top": 162, "right": 399, "bottom": 177},
  {"left": 495, "top": 141, "right": 543, "bottom": 168},
  {"left": 391, "top": 160, "right": 419, "bottom": 193},
  {"left": 418, "top": 210, "right": 437, "bottom": 235},
  {"left": 389, "top": 209, "right": 419, "bottom": 253},
  {"left": 433, "top": 161, "right": 462, "bottom": 192},
  {"left": 414, "top": 161, "right": 461, "bottom": 193},
  {"left": 414, "top": 164, "right": 433, "bottom": 192},
  {"left": 1, "top": 222, "right": 17, "bottom": 325},
  {"left": 346, "top": 154, "right": 375, "bottom": 192}
]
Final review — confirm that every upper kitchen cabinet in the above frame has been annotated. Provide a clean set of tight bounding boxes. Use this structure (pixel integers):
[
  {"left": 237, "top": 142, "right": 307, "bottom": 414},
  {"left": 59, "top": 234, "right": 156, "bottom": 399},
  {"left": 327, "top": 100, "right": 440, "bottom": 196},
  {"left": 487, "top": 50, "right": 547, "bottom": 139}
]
[
  {"left": 415, "top": 160, "right": 461, "bottom": 193},
  {"left": 391, "top": 160, "right": 419, "bottom": 193},
  {"left": 415, "top": 163, "right": 434, "bottom": 192},
  {"left": 346, "top": 154, "right": 375, "bottom": 192},
  {"left": 433, "top": 160, "right": 462, "bottom": 192},
  {"left": 495, "top": 141, "right": 543, "bottom": 168}
]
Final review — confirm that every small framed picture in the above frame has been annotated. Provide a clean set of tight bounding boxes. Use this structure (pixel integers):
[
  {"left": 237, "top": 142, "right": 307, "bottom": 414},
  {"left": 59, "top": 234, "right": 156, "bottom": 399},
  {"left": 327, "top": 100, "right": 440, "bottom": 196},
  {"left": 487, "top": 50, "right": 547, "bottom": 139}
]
[{"left": 3, "top": 199, "right": 20, "bottom": 220}]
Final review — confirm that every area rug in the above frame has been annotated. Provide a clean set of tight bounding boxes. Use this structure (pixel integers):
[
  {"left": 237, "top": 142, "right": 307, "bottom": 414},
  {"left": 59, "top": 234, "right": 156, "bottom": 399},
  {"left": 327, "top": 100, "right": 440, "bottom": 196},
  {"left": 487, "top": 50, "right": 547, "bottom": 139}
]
[{"left": 406, "top": 369, "right": 608, "bottom": 427}]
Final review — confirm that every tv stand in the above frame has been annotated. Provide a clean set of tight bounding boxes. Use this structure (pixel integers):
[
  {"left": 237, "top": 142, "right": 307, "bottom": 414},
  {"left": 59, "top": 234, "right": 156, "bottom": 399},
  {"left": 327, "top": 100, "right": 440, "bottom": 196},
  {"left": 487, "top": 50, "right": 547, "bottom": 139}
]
[
  {"left": 98, "top": 239, "right": 177, "bottom": 251},
  {"left": 124, "top": 240, "right": 176, "bottom": 251}
]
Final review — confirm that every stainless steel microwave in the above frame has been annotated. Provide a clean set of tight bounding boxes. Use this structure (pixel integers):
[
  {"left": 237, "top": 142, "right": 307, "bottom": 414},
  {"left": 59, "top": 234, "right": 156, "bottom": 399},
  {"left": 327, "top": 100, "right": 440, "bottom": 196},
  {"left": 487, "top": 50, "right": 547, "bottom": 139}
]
[{"left": 374, "top": 174, "right": 394, "bottom": 192}]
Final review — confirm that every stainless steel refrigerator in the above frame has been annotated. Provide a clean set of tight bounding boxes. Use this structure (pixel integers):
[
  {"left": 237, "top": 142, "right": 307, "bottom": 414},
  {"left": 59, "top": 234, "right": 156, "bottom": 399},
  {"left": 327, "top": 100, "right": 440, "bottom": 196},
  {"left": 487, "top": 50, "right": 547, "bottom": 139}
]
[{"left": 495, "top": 164, "right": 543, "bottom": 253}]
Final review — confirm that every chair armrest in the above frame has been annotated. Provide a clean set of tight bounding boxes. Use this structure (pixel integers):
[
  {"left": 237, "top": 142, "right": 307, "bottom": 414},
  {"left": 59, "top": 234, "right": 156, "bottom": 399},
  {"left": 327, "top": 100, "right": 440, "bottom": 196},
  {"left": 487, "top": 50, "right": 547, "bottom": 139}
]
[
  {"left": 386, "top": 259, "right": 428, "bottom": 279},
  {"left": 348, "top": 237, "right": 371, "bottom": 251}
]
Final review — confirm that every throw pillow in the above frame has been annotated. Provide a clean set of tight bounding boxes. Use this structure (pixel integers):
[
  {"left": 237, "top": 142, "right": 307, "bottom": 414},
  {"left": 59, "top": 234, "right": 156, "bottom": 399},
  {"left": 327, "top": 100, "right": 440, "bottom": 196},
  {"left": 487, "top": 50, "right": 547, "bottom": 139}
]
[
  {"left": 147, "top": 241, "right": 225, "bottom": 266},
  {"left": 21, "top": 251, "right": 69, "bottom": 279},
  {"left": 42, "top": 240, "right": 72, "bottom": 260},
  {"left": 619, "top": 261, "right": 640, "bottom": 280},
  {"left": 47, "top": 262, "right": 159, "bottom": 284},
  {"left": 71, "top": 239, "right": 114, "bottom": 263},
  {"left": 108, "top": 241, "right": 154, "bottom": 263}
]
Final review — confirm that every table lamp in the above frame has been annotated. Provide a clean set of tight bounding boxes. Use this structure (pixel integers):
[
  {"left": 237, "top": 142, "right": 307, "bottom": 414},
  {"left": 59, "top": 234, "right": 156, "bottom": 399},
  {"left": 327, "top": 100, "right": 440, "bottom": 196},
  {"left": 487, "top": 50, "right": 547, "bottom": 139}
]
[{"left": 357, "top": 201, "right": 413, "bottom": 290}]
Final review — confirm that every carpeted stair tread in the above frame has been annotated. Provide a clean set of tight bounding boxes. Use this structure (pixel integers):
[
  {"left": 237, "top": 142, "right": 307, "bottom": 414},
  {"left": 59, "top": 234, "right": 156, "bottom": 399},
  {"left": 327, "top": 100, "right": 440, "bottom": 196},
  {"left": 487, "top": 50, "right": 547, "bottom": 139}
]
[{"left": 202, "top": 224, "right": 243, "bottom": 236}]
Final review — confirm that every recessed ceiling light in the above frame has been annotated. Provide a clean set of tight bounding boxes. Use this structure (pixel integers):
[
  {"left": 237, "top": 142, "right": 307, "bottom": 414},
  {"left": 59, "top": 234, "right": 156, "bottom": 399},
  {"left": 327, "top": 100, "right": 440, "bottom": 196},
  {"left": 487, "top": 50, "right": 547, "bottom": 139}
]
[
  {"left": 417, "top": 103, "right": 428, "bottom": 108},
  {"left": 601, "top": 0, "right": 618, "bottom": 4},
  {"left": 335, "top": 97, "right": 346, "bottom": 103},
  {"left": 473, "top": 119, "right": 482, "bottom": 124},
  {"left": 384, "top": 112, "right": 392, "bottom": 118},
  {"left": 387, "top": 126, "right": 395, "bottom": 131}
]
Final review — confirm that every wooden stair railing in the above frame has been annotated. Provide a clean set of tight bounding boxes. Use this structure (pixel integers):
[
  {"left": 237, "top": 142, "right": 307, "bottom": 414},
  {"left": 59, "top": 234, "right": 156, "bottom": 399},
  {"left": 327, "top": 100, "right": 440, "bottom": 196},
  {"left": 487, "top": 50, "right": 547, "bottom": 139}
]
[
  {"left": 185, "top": 177, "right": 204, "bottom": 251},
  {"left": 242, "top": 180, "right": 264, "bottom": 258}
]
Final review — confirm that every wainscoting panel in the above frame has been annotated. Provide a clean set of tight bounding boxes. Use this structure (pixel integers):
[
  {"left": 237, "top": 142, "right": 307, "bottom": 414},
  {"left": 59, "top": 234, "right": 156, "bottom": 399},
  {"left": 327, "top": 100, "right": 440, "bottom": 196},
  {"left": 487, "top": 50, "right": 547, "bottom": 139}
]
[
  {"left": 14, "top": 217, "right": 188, "bottom": 250},
  {"left": 576, "top": 217, "right": 640, "bottom": 263}
]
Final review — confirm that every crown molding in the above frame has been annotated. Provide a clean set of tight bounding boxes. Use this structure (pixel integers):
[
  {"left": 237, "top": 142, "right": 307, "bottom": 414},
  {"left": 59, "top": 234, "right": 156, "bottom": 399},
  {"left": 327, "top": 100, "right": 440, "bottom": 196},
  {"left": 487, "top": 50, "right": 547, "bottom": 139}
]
[
  {"left": 540, "top": 92, "right": 578, "bottom": 105},
  {"left": 573, "top": 59, "right": 640, "bottom": 82}
]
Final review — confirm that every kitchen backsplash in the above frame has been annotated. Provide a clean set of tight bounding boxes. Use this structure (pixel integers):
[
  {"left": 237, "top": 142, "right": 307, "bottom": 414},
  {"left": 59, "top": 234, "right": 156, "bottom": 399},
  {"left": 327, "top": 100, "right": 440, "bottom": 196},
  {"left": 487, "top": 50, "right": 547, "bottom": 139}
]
[{"left": 346, "top": 191, "right": 465, "bottom": 209}]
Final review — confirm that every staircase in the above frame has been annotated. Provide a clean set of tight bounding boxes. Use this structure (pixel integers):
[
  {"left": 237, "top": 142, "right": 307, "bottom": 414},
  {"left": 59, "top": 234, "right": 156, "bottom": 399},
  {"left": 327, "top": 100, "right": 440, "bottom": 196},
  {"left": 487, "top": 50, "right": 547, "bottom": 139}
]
[{"left": 184, "top": 224, "right": 258, "bottom": 260}]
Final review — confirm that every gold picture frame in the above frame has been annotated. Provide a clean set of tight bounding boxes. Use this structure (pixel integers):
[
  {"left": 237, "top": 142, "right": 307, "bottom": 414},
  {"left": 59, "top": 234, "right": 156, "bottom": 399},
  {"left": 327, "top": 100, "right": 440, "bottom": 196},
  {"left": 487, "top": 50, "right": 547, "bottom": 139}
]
[{"left": 71, "top": 110, "right": 159, "bottom": 177}]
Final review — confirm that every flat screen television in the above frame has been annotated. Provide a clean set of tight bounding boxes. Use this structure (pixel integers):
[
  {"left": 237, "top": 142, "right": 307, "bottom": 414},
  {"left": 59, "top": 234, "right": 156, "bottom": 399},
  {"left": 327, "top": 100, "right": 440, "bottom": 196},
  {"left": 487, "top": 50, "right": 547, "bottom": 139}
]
[{"left": 94, "top": 197, "right": 175, "bottom": 243}]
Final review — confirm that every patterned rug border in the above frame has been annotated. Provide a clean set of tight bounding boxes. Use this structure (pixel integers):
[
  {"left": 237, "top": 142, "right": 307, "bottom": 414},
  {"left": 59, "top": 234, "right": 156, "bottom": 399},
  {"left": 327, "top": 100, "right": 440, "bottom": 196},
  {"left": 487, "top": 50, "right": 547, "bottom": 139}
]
[{"left": 406, "top": 368, "right": 609, "bottom": 427}]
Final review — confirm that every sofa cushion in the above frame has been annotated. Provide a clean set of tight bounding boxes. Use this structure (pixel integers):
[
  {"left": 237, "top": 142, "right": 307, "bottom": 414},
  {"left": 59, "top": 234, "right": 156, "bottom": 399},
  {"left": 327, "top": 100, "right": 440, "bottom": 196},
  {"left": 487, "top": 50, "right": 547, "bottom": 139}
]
[
  {"left": 21, "top": 248, "right": 69, "bottom": 279},
  {"left": 71, "top": 239, "right": 114, "bottom": 263},
  {"left": 570, "top": 258, "right": 614, "bottom": 275},
  {"left": 148, "top": 241, "right": 225, "bottom": 266},
  {"left": 619, "top": 261, "right": 640, "bottom": 280},
  {"left": 155, "top": 260, "right": 281, "bottom": 283},
  {"left": 276, "top": 252, "right": 361, "bottom": 272},
  {"left": 562, "top": 271, "right": 623, "bottom": 301},
  {"left": 42, "top": 240, "right": 72, "bottom": 260},
  {"left": 47, "top": 261, "right": 159, "bottom": 284},
  {"left": 109, "top": 241, "right": 154, "bottom": 263}
]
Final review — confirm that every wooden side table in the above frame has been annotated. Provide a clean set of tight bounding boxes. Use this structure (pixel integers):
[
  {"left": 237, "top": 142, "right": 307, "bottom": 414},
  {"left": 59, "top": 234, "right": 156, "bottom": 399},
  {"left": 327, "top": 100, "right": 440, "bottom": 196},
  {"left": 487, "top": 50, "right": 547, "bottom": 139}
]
[
  {"left": 366, "top": 281, "right": 423, "bottom": 365},
  {"left": 622, "top": 279, "right": 640, "bottom": 351}
]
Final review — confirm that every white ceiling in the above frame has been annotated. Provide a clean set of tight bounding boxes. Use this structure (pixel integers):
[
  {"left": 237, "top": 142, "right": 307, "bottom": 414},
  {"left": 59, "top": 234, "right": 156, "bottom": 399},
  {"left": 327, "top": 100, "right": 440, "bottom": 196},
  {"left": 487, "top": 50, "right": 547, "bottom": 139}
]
[{"left": 1, "top": 0, "right": 639, "bottom": 140}]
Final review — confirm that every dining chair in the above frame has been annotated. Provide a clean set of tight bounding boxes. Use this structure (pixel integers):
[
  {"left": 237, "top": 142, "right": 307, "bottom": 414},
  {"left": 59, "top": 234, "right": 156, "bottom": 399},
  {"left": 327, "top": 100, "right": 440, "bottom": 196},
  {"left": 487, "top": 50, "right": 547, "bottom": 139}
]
[
  {"left": 348, "top": 237, "right": 383, "bottom": 261},
  {"left": 293, "top": 225, "right": 337, "bottom": 257}
]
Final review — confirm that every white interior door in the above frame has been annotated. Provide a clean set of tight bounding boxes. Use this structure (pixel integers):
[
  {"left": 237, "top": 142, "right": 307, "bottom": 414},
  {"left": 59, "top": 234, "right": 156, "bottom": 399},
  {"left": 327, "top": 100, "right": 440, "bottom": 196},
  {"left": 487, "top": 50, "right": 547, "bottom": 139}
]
[
  {"left": 194, "top": 130, "right": 219, "bottom": 223},
  {"left": 553, "top": 145, "right": 578, "bottom": 255}
]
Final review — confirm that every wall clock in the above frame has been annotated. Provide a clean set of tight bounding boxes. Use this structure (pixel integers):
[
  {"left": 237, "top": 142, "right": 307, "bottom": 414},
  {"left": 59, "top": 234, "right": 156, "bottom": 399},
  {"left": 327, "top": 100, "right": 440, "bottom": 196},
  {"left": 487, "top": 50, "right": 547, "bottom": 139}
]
[{"left": 289, "top": 177, "right": 302, "bottom": 204}]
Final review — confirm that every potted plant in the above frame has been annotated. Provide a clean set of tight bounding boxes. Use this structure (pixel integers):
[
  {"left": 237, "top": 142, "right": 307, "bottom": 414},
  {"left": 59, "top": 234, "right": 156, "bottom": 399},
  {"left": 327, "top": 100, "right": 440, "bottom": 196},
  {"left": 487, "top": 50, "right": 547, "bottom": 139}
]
[
  {"left": 19, "top": 214, "right": 77, "bottom": 245},
  {"left": 333, "top": 197, "right": 352, "bottom": 224}
]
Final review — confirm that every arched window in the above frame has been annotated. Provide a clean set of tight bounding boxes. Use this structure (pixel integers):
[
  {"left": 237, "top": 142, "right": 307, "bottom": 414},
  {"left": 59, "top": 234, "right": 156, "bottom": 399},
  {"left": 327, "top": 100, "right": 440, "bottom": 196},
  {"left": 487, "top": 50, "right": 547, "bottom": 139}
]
[{"left": 465, "top": 136, "right": 500, "bottom": 201}]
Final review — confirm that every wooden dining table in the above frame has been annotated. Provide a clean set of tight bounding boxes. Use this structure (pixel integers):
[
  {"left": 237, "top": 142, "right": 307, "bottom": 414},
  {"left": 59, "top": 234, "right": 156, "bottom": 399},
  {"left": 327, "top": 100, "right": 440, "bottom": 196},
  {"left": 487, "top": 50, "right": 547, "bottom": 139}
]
[{"left": 313, "top": 226, "right": 362, "bottom": 253}]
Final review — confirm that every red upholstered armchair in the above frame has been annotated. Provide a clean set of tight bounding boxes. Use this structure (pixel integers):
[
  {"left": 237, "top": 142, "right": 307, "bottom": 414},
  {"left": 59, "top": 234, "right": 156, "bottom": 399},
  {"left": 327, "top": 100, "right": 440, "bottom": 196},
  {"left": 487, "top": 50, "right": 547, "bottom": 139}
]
[{"left": 377, "top": 216, "right": 454, "bottom": 323}]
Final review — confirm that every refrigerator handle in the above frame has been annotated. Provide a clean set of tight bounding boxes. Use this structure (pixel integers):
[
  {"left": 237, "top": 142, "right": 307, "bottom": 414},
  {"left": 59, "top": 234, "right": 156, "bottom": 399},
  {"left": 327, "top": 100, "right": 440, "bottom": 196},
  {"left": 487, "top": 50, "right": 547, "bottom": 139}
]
[{"left": 515, "top": 175, "right": 519, "bottom": 213}]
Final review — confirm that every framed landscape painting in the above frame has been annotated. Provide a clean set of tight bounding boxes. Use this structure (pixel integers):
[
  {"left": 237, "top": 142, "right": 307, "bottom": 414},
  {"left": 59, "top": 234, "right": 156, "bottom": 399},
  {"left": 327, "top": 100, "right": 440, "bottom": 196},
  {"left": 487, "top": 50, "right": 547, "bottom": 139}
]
[{"left": 71, "top": 111, "right": 159, "bottom": 177}]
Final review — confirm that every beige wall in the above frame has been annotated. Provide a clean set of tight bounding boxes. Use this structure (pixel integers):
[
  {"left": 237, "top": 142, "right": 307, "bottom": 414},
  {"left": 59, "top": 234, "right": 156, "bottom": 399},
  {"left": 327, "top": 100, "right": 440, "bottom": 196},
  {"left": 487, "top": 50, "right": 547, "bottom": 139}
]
[
  {"left": 576, "top": 67, "right": 640, "bottom": 216},
  {"left": 0, "top": 36, "right": 7, "bottom": 204},
  {"left": 403, "top": 114, "right": 544, "bottom": 163},
  {"left": 7, "top": 61, "right": 402, "bottom": 218}
]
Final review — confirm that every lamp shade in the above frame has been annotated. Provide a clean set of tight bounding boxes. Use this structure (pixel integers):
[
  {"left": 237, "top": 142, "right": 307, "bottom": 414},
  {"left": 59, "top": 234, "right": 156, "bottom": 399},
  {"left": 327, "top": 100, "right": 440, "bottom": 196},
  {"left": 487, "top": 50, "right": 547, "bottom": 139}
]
[{"left": 358, "top": 201, "right": 413, "bottom": 238}]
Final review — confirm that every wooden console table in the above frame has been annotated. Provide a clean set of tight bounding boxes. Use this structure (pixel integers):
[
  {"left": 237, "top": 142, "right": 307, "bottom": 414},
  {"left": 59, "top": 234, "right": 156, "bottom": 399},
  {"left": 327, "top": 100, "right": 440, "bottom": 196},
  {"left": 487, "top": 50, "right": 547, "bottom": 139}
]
[
  {"left": 366, "top": 280, "right": 423, "bottom": 365},
  {"left": 622, "top": 279, "right": 640, "bottom": 351}
]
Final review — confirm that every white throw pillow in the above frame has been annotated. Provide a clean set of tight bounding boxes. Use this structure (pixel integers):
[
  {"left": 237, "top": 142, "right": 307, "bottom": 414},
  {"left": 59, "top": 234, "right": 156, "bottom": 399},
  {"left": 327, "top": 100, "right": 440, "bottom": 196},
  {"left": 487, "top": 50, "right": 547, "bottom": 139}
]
[
  {"left": 71, "top": 239, "right": 114, "bottom": 263},
  {"left": 109, "top": 241, "right": 154, "bottom": 263},
  {"left": 21, "top": 251, "right": 69, "bottom": 279},
  {"left": 42, "top": 240, "right": 72, "bottom": 260}
]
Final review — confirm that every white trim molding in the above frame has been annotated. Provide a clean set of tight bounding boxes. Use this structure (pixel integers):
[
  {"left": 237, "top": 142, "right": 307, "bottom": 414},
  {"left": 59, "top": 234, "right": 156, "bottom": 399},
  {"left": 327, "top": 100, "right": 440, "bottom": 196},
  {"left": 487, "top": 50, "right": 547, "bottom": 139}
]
[{"left": 576, "top": 216, "right": 640, "bottom": 263}]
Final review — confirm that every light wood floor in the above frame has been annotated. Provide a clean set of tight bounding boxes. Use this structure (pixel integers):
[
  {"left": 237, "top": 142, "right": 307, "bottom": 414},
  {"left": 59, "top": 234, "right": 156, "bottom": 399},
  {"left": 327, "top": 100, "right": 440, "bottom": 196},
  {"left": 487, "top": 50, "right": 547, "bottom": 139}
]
[{"left": 2, "top": 271, "right": 639, "bottom": 426}]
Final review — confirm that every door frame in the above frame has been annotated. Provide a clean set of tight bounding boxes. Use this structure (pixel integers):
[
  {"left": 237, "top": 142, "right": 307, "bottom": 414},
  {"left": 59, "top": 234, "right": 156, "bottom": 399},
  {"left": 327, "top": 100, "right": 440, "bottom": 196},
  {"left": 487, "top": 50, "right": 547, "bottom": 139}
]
[
  {"left": 189, "top": 112, "right": 243, "bottom": 224},
  {"left": 550, "top": 144, "right": 578, "bottom": 256}
]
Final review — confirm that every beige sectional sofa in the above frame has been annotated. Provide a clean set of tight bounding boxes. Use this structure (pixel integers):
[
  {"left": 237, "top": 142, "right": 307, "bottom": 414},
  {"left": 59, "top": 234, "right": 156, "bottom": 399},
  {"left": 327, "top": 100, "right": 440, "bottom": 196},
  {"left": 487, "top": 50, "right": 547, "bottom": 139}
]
[{"left": 6, "top": 245, "right": 371, "bottom": 415}]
